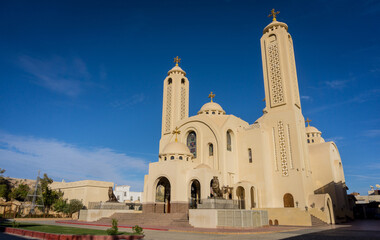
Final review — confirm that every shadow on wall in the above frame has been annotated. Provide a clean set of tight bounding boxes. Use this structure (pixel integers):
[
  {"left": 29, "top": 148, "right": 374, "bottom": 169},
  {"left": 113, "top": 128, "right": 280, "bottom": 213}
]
[{"left": 314, "top": 181, "right": 354, "bottom": 223}]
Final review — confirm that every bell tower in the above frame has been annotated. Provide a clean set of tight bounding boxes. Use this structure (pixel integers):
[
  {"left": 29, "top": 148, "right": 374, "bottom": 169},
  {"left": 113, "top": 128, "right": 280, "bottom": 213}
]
[
  {"left": 260, "top": 10, "right": 313, "bottom": 208},
  {"left": 161, "top": 57, "right": 189, "bottom": 136},
  {"left": 261, "top": 9, "right": 301, "bottom": 112}
]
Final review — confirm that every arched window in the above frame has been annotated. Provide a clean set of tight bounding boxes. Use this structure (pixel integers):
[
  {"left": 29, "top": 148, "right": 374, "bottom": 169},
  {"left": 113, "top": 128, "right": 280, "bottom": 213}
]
[
  {"left": 248, "top": 148, "right": 252, "bottom": 163},
  {"left": 168, "top": 78, "right": 172, "bottom": 85},
  {"left": 209, "top": 143, "right": 213, "bottom": 156},
  {"left": 170, "top": 156, "right": 174, "bottom": 160},
  {"left": 283, "top": 193, "right": 295, "bottom": 208},
  {"left": 227, "top": 131, "right": 232, "bottom": 151},
  {"left": 187, "top": 131, "right": 197, "bottom": 158},
  {"left": 181, "top": 78, "right": 185, "bottom": 84},
  {"left": 179, "top": 156, "right": 183, "bottom": 160}
]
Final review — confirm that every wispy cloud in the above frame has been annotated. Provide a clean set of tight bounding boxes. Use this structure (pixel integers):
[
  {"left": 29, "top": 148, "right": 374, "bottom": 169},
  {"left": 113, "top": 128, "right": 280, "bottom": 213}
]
[
  {"left": 362, "top": 129, "right": 380, "bottom": 138},
  {"left": 346, "top": 174, "right": 380, "bottom": 181},
  {"left": 325, "top": 136, "right": 344, "bottom": 143},
  {"left": 0, "top": 133, "right": 148, "bottom": 191},
  {"left": 325, "top": 79, "right": 350, "bottom": 89},
  {"left": 110, "top": 93, "right": 146, "bottom": 109},
  {"left": 306, "top": 89, "right": 380, "bottom": 114},
  {"left": 19, "top": 55, "right": 91, "bottom": 97},
  {"left": 301, "top": 95, "right": 312, "bottom": 101}
]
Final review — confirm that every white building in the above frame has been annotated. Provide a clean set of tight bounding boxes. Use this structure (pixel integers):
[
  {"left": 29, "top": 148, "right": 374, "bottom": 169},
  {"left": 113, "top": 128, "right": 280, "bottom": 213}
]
[
  {"left": 142, "top": 14, "right": 353, "bottom": 226},
  {"left": 114, "top": 185, "right": 142, "bottom": 203}
]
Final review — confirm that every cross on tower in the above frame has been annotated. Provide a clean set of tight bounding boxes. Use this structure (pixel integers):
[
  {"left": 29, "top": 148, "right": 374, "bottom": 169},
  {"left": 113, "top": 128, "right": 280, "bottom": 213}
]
[
  {"left": 172, "top": 127, "right": 181, "bottom": 142},
  {"left": 305, "top": 118, "right": 312, "bottom": 127},
  {"left": 208, "top": 92, "right": 215, "bottom": 102},
  {"left": 174, "top": 56, "right": 181, "bottom": 66},
  {"left": 268, "top": 8, "right": 280, "bottom": 22}
]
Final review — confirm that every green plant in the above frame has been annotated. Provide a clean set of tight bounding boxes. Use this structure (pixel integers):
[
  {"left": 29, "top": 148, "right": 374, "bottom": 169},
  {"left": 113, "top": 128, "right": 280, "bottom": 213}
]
[
  {"left": 132, "top": 225, "right": 144, "bottom": 235},
  {"left": 11, "top": 221, "right": 20, "bottom": 228},
  {"left": 106, "top": 218, "right": 119, "bottom": 235}
]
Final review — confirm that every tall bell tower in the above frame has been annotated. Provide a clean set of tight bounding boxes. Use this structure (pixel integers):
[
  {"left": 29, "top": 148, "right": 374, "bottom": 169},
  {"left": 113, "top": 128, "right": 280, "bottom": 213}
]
[
  {"left": 161, "top": 57, "right": 189, "bottom": 136},
  {"left": 260, "top": 10, "right": 313, "bottom": 208}
]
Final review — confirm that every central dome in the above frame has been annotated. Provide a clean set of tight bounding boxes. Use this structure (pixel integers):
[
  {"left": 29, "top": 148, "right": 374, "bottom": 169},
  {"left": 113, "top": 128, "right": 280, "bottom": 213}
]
[{"left": 198, "top": 102, "right": 226, "bottom": 115}]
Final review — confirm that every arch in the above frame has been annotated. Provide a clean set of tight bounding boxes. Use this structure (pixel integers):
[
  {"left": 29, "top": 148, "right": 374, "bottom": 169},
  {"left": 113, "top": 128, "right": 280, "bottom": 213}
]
[
  {"left": 155, "top": 177, "right": 171, "bottom": 213},
  {"left": 227, "top": 130, "right": 232, "bottom": 151},
  {"left": 168, "top": 78, "right": 172, "bottom": 85},
  {"left": 181, "top": 78, "right": 185, "bottom": 84},
  {"left": 283, "top": 193, "right": 294, "bottom": 208},
  {"left": 187, "top": 131, "right": 197, "bottom": 158},
  {"left": 209, "top": 143, "right": 214, "bottom": 156},
  {"left": 190, "top": 179, "right": 201, "bottom": 209},
  {"left": 236, "top": 186, "right": 245, "bottom": 209},
  {"left": 250, "top": 186, "right": 255, "bottom": 208}
]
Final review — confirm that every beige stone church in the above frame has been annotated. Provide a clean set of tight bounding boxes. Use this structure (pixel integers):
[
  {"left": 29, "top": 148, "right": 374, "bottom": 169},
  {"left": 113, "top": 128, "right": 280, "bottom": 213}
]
[{"left": 142, "top": 14, "right": 352, "bottom": 225}]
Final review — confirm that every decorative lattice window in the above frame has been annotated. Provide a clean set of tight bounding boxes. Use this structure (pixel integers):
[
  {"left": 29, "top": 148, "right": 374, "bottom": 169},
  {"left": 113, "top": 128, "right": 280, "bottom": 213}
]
[{"left": 248, "top": 148, "right": 252, "bottom": 163}]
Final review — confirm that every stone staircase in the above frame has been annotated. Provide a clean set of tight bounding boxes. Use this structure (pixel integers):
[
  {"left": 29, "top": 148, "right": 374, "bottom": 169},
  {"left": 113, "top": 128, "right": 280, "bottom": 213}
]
[
  {"left": 96, "top": 212, "right": 193, "bottom": 228},
  {"left": 310, "top": 214, "right": 329, "bottom": 226}
]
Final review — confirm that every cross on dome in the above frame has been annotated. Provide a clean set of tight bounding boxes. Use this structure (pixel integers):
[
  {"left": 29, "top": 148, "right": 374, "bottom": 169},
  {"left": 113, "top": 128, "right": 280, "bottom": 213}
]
[
  {"left": 268, "top": 8, "right": 280, "bottom": 22},
  {"left": 172, "top": 127, "right": 181, "bottom": 142},
  {"left": 174, "top": 56, "right": 181, "bottom": 66},
  {"left": 208, "top": 92, "right": 215, "bottom": 102},
  {"left": 305, "top": 118, "right": 312, "bottom": 127}
]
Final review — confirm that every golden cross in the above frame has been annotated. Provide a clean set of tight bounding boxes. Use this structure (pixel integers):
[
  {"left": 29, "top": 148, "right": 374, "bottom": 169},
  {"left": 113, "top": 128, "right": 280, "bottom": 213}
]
[
  {"left": 174, "top": 56, "right": 181, "bottom": 66},
  {"left": 305, "top": 118, "right": 312, "bottom": 127},
  {"left": 172, "top": 127, "right": 181, "bottom": 142},
  {"left": 268, "top": 8, "right": 280, "bottom": 22},
  {"left": 208, "top": 92, "right": 215, "bottom": 102}
]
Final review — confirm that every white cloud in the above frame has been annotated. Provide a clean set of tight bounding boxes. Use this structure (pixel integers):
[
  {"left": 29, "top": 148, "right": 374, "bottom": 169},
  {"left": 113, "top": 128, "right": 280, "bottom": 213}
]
[
  {"left": 363, "top": 129, "right": 380, "bottom": 138},
  {"left": 110, "top": 93, "right": 146, "bottom": 109},
  {"left": 301, "top": 95, "right": 312, "bottom": 101},
  {"left": 325, "top": 136, "right": 344, "bottom": 143},
  {"left": 0, "top": 133, "right": 148, "bottom": 191},
  {"left": 325, "top": 80, "right": 350, "bottom": 89},
  {"left": 18, "top": 55, "right": 91, "bottom": 97}
]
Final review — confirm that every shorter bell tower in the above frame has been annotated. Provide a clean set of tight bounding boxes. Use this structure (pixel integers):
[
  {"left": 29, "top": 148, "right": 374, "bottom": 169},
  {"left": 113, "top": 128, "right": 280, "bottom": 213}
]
[{"left": 161, "top": 57, "right": 189, "bottom": 136}]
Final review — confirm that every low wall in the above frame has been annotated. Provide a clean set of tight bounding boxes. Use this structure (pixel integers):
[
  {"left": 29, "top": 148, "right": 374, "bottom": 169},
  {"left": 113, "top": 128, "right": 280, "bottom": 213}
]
[
  {"left": 79, "top": 209, "right": 138, "bottom": 222},
  {"left": 258, "top": 208, "right": 312, "bottom": 226},
  {"left": 189, "top": 209, "right": 268, "bottom": 228}
]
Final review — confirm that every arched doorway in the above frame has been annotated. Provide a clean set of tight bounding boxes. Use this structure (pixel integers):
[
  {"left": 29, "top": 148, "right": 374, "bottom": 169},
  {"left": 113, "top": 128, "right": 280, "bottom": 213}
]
[
  {"left": 236, "top": 186, "right": 245, "bottom": 209},
  {"left": 283, "top": 193, "right": 294, "bottom": 208},
  {"left": 190, "top": 180, "right": 201, "bottom": 209},
  {"left": 155, "top": 177, "right": 171, "bottom": 213},
  {"left": 250, "top": 187, "right": 255, "bottom": 208},
  {"left": 327, "top": 198, "right": 333, "bottom": 224}
]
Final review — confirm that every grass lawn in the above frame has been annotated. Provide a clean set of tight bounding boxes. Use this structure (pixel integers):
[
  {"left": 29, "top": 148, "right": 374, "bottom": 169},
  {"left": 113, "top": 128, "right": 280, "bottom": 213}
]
[{"left": 0, "top": 222, "right": 133, "bottom": 235}]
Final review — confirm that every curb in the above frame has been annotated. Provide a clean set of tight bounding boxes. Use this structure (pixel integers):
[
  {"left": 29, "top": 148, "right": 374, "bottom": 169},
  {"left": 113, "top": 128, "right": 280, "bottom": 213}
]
[{"left": 3, "top": 227, "right": 144, "bottom": 240}]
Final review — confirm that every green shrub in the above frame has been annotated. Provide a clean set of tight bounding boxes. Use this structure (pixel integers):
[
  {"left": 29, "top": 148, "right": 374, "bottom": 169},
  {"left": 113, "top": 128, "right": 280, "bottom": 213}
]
[
  {"left": 106, "top": 218, "right": 119, "bottom": 235},
  {"left": 11, "top": 221, "right": 20, "bottom": 228},
  {"left": 132, "top": 225, "right": 144, "bottom": 235}
]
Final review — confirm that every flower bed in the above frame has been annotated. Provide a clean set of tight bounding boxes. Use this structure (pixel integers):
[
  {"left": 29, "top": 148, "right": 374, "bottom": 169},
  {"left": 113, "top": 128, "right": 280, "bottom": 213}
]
[{"left": 4, "top": 227, "right": 144, "bottom": 240}]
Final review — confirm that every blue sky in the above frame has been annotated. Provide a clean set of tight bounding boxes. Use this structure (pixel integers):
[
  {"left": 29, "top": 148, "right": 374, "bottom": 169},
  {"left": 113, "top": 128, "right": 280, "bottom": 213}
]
[{"left": 0, "top": 0, "right": 379, "bottom": 193}]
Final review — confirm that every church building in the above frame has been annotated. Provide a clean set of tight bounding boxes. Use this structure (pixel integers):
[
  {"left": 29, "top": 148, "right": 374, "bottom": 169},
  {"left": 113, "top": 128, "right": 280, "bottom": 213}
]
[{"left": 142, "top": 12, "right": 352, "bottom": 225}]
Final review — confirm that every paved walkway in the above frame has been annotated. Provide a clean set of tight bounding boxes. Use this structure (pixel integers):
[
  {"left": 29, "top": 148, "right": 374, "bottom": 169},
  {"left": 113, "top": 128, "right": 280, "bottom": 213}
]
[{"left": 3, "top": 219, "right": 380, "bottom": 240}]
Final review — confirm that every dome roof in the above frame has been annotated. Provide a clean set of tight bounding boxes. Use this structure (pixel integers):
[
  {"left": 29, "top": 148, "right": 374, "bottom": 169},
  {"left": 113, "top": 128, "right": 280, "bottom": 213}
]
[
  {"left": 167, "top": 65, "right": 186, "bottom": 76},
  {"left": 198, "top": 102, "right": 226, "bottom": 115},
  {"left": 306, "top": 125, "right": 321, "bottom": 134},
  {"left": 161, "top": 141, "right": 191, "bottom": 155}
]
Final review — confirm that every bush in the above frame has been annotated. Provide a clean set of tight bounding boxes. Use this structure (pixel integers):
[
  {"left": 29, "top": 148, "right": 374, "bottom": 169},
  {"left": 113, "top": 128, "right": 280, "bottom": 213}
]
[
  {"left": 132, "top": 225, "right": 144, "bottom": 235},
  {"left": 106, "top": 218, "right": 119, "bottom": 235},
  {"left": 11, "top": 221, "right": 20, "bottom": 228}
]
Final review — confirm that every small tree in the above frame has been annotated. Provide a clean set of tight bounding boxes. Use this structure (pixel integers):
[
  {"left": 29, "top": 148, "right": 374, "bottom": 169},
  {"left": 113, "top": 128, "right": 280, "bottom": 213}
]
[
  {"left": 52, "top": 198, "right": 69, "bottom": 216},
  {"left": 0, "top": 168, "right": 11, "bottom": 201},
  {"left": 67, "top": 199, "right": 83, "bottom": 217},
  {"left": 10, "top": 182, "right": 30, "bottom": 201},
  {"left": 106, "top": 218, "right": 119, "bottom": 235},
  {"left": 39, "top": 174, "right": 62, "bottom": 214}
]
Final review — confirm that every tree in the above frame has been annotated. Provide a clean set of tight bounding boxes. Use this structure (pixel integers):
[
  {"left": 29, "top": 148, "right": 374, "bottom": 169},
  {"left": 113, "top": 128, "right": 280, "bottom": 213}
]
[
  {"left": 67, "top": 199, "right": 84, "bottom": 217},
  {"left": 38, "top": 173, "right": 62, "bottom": 214},
  {"left": 0, "top": 168, "right": 11, "bottom": 201},
  {"left": 53, "top": 198, "right": 69, "bottom": 216},
  {"left": 10, "top": 182, "right": 30, "bottom": 201}
]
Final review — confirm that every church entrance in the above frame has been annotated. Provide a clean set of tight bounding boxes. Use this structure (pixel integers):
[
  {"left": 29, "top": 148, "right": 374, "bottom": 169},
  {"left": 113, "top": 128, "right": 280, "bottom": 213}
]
[
  {"left": 236, "top": 186, "right": 245, "bottom": 209},
  {"left": 190, "top": 179, "right": 201, "bottom": 209},
  {"left": 155, "top": 177, "right": 171, "bottom": 213},
  {"left": 283, "top": 193, "right": 294, "bottom": 208}
]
